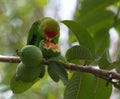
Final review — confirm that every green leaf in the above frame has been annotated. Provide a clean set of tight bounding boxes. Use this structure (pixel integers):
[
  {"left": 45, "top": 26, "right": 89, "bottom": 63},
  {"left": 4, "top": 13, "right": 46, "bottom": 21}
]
[
  {"left": 48, "top": 55, "right": 67, "bottom": 63},
  {"left": 93, "top": 29, "right": 110, "bottom": 56},
  {"left": 39, "top": 65, "right": 45, "bottom": 78},
  {"left": 107, "top": 61, "right": 120, "bottom": 70},
  {"left": 10, "top": 75, "right": 39, "bottom": 94},
  {"left": 98, "top": 49, "right": 111, "bottom": 69},
  {"left": 64, "top": 72, "right": 112, "bottom": 99},
  {"left": 47, "top": 65, "right": 60, "bottom": 82},
  {"left": 80, "top": 0, "right": 115, "bottom": 15},
  {"left": 116, "top": 66, "right": 120, "bottom": 73},
  {"left": 49, "top": 62, "right": 68, "bottom": 85},
  {"left": 62, "top": 20, "right": 95, "bottom": 54},
  {"left": 94, "top": 78, "right": 112, "bottom": 99},
  {"left": 115, "top": 19, "right": 120, "bottom": 36},
  {"left": 68, "top": 31, "right": 78, "bottom": 44},
  {"left": 66, "top": 45, "right": 94, "bottom": 61},
  {"left": 75, "top": 0, "right": 115, "bottom": 33},
  {"left": 116, "top": 46, "right": 120, "bottom": 60},
  {"left": 64, "top": 72, "right": 95, "bottom": 99}
]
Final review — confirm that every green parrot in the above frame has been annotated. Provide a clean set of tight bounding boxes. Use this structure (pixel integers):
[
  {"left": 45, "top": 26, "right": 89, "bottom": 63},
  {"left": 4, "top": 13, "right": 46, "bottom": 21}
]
[{"left": 27, "top": 17, "right": 60, "bottom": 47}]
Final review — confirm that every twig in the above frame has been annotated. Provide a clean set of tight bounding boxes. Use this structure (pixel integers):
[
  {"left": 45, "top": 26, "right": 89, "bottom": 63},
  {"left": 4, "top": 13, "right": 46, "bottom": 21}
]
[
  {"left": 0, "top": 55, "right": 120, "bottom": 81},
  {"left": 65, "top": 64, "right": 120, "bottom": 80},
  {"left": 0, "top": 55, "right": 20, "bottom": 63}
]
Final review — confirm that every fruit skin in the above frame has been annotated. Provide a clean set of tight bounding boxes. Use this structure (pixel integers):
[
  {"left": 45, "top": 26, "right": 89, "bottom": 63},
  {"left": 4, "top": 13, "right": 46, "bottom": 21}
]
[
  {"left": 19, "top": 45, "right": 43, "bottom": 67},
  {"left": 27, "top": 17, "right": 60, "bottom": 47},
  {"left": 39, "top": 40, "right": 60, "bottom": 58},
  {"left": 10, "top": 75, "right": 39, "bottom": 94},
  {"left": 16, "top": 62, "right": 41, "bottom": 82}
]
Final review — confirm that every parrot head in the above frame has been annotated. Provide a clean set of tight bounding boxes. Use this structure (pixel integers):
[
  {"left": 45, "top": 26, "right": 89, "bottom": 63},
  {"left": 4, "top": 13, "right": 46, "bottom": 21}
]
[{"left": 39, "top": 17, "right": 60, "bottom": 41}]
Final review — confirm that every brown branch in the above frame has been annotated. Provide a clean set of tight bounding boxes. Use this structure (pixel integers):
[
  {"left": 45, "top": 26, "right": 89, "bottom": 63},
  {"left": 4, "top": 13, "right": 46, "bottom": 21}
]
[
  {"left": 0, "top": 55, "right": 120, "bottom": 82},
  {"left": 0, "top": 55, "right": 20, "bottom": 63},
  {"left": 65, "top": 64, "right": 120, "bottom": 80}
]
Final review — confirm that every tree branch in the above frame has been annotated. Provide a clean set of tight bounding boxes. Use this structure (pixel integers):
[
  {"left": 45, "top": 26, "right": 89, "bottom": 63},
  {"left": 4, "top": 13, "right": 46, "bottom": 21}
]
[
  {"left": 65, "top": 64, "right": 120, "bottom": 80},
  {"left": 0, "top": 55, "right": 120, "bottom": 82},
  {"left": 0, "top": 55, "right": 20, "bottom": 63}
]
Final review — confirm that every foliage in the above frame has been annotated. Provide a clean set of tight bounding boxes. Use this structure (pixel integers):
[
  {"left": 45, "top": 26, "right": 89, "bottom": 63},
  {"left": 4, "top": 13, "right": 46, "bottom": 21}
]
[
  {"left": 62, "top": 20, "right": 119, "bottom": 99},
  {"left": 62, "top": 0, "right": 120, "bottom": 99},
  {"left": 64, "top": 72, "right": 112, "bottom": 99}
]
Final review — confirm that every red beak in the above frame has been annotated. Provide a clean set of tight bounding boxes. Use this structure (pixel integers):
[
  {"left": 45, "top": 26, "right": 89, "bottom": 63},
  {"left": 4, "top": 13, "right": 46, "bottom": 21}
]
[{"left": 44, "top": 30, "right": 57, "bottom": 38}]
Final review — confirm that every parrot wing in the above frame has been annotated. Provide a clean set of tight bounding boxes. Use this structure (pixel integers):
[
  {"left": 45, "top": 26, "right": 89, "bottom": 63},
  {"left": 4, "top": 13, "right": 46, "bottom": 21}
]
[{"left": 27, "top": 20, "right": 42, "bottom": 47}]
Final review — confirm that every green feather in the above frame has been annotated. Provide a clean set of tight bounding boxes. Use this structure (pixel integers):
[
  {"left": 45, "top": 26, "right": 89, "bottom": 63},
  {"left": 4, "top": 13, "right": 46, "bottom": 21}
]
[{"left": 27, "top": 20, "right": 42, "bottom": 46}]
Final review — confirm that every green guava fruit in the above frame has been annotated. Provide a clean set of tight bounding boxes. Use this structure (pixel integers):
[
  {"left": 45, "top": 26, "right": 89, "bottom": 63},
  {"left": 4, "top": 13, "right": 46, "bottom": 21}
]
[
  {"left": 10, "top": 74, "right": 39, "bottom": 94},
  {"left": 39, "top": 40, "right": 60, "bottom": 58},
  {"left": 19, "top": 45, "right": 43, "bottom": 67},
  {"left": 16, "top": 62, "right": 41, "bottom": 82}
]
